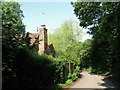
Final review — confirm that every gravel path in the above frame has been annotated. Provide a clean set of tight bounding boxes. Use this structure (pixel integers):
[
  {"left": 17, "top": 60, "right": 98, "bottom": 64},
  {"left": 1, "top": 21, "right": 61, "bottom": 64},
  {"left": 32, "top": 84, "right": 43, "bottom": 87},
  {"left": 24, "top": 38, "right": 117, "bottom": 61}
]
[{"left": 65, "top": 71, "right": 117, "bottom": 89}]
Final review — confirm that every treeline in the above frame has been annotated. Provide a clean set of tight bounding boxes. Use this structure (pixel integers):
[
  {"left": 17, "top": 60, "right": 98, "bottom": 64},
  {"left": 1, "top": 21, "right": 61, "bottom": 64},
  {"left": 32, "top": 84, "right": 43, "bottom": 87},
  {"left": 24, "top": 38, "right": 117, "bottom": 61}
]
[{"left": 71, "top": 2, "right": 120, "bottom": 83}]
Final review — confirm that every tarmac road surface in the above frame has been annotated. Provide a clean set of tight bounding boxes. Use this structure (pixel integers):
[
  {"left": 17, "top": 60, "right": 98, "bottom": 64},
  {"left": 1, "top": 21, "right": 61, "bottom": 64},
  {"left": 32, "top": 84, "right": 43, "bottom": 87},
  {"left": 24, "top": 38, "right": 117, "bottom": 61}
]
[{"left": 65, "top": 71, "right": 117, "bottom": 90}]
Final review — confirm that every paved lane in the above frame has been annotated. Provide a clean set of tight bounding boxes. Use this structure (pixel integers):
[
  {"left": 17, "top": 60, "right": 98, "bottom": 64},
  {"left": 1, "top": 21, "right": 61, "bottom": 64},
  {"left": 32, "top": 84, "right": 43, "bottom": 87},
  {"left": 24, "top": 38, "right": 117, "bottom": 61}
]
[{"left": 65, "top": 71, "right": 117, "bottom": 89}]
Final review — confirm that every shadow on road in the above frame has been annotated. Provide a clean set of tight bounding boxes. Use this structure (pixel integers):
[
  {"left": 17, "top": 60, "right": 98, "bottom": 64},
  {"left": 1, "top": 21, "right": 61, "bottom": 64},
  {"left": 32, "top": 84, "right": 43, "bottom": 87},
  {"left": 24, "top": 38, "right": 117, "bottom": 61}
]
[
  {"left": 97, "top": 77, "right": 119, "bottom": 90},
  {"left": 62, "top": 71, "right": 119, "bottom": 90}
]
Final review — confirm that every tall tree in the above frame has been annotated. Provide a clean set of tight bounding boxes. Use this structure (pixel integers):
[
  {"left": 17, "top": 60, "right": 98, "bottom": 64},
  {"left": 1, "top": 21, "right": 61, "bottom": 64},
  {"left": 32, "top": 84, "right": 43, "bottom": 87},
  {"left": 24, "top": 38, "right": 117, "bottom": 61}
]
[
  {"left": 48, "top": 20, "right": 83, "bottom": 57},
  {"left": 2, "top": 1, "right": 25, "bottom": 37},
  {"left": 2, "top": 1, "right": 25, "bottom": 88},
  {"left": 71, "top": 2, "right": 120, "bottom": 78}
]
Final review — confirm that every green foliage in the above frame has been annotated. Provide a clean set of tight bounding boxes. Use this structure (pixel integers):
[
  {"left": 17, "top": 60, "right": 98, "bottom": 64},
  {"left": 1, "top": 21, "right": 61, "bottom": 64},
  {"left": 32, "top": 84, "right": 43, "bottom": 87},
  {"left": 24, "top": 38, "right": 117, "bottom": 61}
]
[
  {"left": 2, "top": 1, "right": 25, "bottom": 89},
  {"left": 48, "top": 20, "right": 84, "bottom": 88},
  {"left": 57, "top": 83, "right": 66, "bottom": 88},
  {"left": 47, "top": 55, "right": 81, "bottom": 89},
  {"left": 2, "top": 1, "right": 25, "bottom": 37},
  {"left": 72, "top": 2, "right": 120, "bottom": 83},
  {"left": 2, "top": 1, "right": 59, "bottom": 89},
  {"left": 55, "top": 79, "right": 73, "bottom": 89},
  {"left": 2, "top": 3, "right": 82, "bottom": 88},
  {"left": 79, "top": 39, "right": 92, "bottom": 69},
  {"left": 67, "top": 66, "right": 80, "bottom": 81},
  {"left": 14, "top": 48, "right": 56, "bottom": 89},
  {"left": 52, "top": 57, "right": 65, "bottom": 83},
  {"left": 48, "top": 20, "right": 83, "bottom": 78},
  {"left": 48, "top": 19, "right": 83, "bottom": 56},
  {"left": 67, "top": 73, "right": 77, "bottom": 81},
  {"left": 65, "top": 79, "right": 73, "bottom": 85}
]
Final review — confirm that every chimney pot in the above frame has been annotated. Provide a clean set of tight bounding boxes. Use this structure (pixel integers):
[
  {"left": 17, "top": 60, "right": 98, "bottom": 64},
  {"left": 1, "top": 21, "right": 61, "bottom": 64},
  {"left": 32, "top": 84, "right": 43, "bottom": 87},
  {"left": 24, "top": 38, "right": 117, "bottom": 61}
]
[{"left": 41, "top": 25, "right": 46, "bottom": 28}]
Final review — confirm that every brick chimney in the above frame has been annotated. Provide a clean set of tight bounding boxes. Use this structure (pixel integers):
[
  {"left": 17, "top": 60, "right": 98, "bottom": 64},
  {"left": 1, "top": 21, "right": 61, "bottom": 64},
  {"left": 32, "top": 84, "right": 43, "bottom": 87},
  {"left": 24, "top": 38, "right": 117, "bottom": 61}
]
[{"left": 38, "top": 25, "right": 48, "bottom": 54}]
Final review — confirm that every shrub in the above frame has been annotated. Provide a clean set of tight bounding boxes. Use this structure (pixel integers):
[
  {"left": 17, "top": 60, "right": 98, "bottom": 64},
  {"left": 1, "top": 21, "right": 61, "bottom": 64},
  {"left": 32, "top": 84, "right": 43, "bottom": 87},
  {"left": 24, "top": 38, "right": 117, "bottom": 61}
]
[
  {"left": 65, "top": 79, "right": 73, "bottom": 85},
  {"left": 8, "top": 47, "right": 57, "bottom": 89}
]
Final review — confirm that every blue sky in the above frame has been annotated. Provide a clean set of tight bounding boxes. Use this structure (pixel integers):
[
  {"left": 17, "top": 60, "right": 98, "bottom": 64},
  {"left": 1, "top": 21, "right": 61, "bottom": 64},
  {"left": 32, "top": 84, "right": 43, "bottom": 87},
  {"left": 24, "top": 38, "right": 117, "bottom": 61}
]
[
  {"left": 20, "top": 2, "right": 78, "bottom": 33},
  {"left": 19, "top": 2, "right": 92, "bottom": 41}
]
